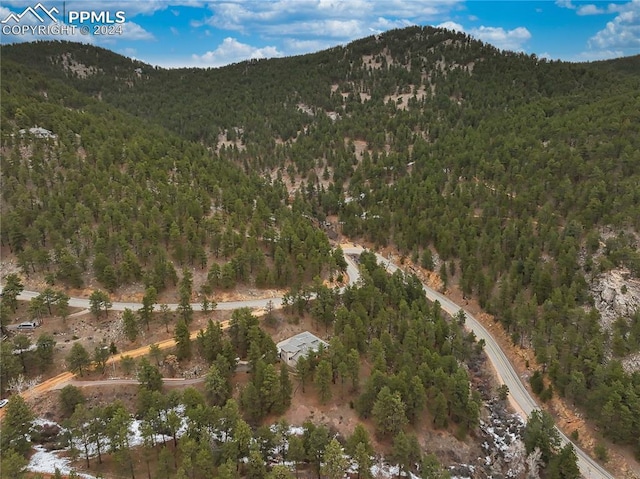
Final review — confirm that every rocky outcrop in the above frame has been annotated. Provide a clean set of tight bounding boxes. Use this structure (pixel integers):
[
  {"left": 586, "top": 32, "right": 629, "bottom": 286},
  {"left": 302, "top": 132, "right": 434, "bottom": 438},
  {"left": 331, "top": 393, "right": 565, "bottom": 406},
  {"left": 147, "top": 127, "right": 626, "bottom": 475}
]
[
  {"left": 622, "top": 351, "right": 640, "bottom": 374},
  {"left": 591, "top": 269, "right": 640, "bottom": 330}
]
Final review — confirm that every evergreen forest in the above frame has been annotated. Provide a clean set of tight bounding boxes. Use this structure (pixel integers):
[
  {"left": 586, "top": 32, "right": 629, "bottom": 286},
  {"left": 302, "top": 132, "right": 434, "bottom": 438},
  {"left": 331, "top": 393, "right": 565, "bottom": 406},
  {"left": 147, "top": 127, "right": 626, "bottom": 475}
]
[{"left": 1, "top": 25, "right": 640, "bottom": 476}]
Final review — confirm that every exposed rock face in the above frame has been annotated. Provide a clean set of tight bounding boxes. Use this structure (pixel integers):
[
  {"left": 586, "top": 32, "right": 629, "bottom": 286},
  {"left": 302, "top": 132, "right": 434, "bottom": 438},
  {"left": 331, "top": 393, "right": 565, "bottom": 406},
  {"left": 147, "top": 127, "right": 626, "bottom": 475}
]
[
  {"left": 622, "top": 351, "right": 640, "bottom": 374},
  {"left": 591, "top": 269, "right": 640, "bottom": 330}
]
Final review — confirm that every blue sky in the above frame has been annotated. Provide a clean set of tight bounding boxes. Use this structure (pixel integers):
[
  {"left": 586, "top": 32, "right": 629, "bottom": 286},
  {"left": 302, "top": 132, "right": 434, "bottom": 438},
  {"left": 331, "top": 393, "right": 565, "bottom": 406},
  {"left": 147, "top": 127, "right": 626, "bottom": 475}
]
[{"left": 1, "top": 1, "right": 639, "bottom": 67}]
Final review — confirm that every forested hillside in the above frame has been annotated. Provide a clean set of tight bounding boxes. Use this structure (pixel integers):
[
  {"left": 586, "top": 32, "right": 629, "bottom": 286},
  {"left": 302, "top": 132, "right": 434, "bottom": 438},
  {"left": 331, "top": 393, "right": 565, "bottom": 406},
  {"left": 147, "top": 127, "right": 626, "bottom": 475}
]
[
  {"left": 2, "top": 25, "right": 640, "bottom": 461},
  {"left": 2, "top": 263, "right": 468, "bottom": 479},
  {"left": 0, "top": 58, "right": 339, "bottom": 296}
]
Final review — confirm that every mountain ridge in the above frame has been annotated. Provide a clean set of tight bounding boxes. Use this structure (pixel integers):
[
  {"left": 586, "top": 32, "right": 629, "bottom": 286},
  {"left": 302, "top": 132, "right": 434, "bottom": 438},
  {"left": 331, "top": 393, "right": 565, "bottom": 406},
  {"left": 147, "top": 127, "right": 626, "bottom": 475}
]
[{"left": 2, "top": 26, "right": 640, "bottom": 477}]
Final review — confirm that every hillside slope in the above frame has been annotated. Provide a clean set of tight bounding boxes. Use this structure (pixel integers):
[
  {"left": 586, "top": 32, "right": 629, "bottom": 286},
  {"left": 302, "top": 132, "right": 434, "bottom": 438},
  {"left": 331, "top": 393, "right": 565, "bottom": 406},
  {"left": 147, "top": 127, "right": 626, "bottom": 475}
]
[
  {"left": 2, "top": 27, "right": 640, "bottom": 460},
  {"left": 0, "top": 57, "right": 337, "bottom": 296}
]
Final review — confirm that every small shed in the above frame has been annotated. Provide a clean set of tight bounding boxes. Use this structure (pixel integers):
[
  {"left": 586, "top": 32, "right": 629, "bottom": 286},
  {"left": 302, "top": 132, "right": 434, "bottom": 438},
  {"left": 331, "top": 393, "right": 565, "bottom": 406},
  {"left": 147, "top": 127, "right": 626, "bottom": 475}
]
[{"left": 277, "top": 331, "right": 328, "bottom": 368}]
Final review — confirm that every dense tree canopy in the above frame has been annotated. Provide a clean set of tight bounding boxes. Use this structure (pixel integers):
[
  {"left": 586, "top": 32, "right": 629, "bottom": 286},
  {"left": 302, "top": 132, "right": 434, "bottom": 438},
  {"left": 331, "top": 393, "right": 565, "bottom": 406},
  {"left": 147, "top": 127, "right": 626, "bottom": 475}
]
[{"left": 2, "top": 25, "right": 639, "bottom": 455}]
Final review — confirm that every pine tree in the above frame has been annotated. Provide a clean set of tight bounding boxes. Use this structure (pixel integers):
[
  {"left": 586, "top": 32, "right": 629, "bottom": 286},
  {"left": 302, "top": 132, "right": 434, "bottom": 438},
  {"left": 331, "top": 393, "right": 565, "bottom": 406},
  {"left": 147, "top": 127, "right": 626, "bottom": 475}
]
[
  {"left": 205, "top": 363, "right": 230, "bottom": 406},
  {"left": 137, "top": 357, "right": 163, "bottom": 392},
  {"left": 287, "top": 435, "right": 306, "bottom": 479},
  {"left": 36, "top": 333, "right": 56, "bottom": 370},
  {"left": 1, "top": 395, "right": 34, "bottom": 455},
  {"left": 353, "top": 442, "right": 373, "bottom": 479},
  {"left": 0, "top": 341, "right": 21, "bottom": 393},
  {"left": 88, "top": 407, "right": 106, "bottom": 465},
  {"left": 89, "top": 290, "right": 111, "bottom": 319},
  {"left": 159, "top": 303, "right": 172, "bottom": 333},
  {"left": 306, "top": 423, "right": 330, "bottom": 479},
  {"left": 139, "top": 286, "right": 157, "bottom": 331},
  {"left": 122, "top": 308, "right": 139, "bottom": 342},
  {"left": 149, "top": 343, "right": 163, "bottom": 366},
  {"left": 314, "top": 359, "right": 332, "bottom": 404},
  {"left": 430, "top": 390, "right": 448, "bottom": 429},
  {"left": 547, "top": 444, "right": 580, "bottom": 479},
  {"left": 2, "top": 273, "right": 24, "bottom": 312},
  {"left": 246, "top": 446, "right": 267, "bottom": 479},
  {"left": 28, "top": 296, "right": 46, "bottom": 321},
  {"left": 346, "top": 424, "right": 374, "bottom": 457},
  {"left": 56, "top": 292, "right": 70, "bottom": 321},
  {"left": 277, "top": 363, "right": 293, "bottom": 413},
  {"left": 295, "top": 355, "right": 311, "bottom": 393},
  {"left": 59, "top": 384, "right": 85, "bottom": 417},
  {"left": 267, "top": 465, "right": 295, "bottom": 479},
  {"left": 321, "top": 438, "right": 349, "bottom": 479},
  {"left": 66, "top": 342, "right": 91, "bottom": 376},
  {"left": 372, "top": 386, "right": 407, "bottom": 438},
  {"left": 523, "top": 409, "right": 561, "bottom": 464},
  {"left": 69, "top": 404, "right": 92, "bottom": 468},
  {"left": 174, "top": 318, "right": 192, "bottom": 360},
  {"left": 92, "top": 342, "right": 110, "bottom": 374},
  {"left": 392, "top": 431, "right": 421, "bottom": 477},
  {"left": 0, "top": 448, "right": 27, "bottom": 478},
  {"left": 156, "top": 443, "right": 173, "bottom": 479},
  {"left": 12, "top": 334, "right": 31, "bottom": 373},
  {"left": 197, "top": 319, "right": 223, "bottom": 363}
]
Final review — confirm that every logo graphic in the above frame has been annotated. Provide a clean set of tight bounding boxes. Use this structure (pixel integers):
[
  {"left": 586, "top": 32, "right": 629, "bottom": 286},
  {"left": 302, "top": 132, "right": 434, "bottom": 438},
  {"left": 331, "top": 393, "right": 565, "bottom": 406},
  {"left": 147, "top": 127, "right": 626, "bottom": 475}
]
[
  {"left": 1, "top": 3, "right": 125, "bottom": 37},
  {"left": 1, "top": 2, "right": 59, "bottom": 24}
]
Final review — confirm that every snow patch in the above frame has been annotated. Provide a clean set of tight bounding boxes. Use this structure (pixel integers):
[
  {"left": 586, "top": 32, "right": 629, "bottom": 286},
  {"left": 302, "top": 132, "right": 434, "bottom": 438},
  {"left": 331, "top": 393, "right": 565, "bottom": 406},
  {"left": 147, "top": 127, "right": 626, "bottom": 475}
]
[{"left": 29, "top": 445, "right": 98, "bottom": 479}]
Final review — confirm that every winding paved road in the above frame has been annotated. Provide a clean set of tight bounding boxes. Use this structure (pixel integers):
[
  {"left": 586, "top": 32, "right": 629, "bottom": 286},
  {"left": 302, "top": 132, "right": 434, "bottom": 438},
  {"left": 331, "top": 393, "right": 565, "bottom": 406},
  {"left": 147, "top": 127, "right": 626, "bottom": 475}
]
[
  {"left": 366, "top": 248, "right": 612, "bottom": 479},
  {"left": 1, "top": 247, "right": 612, "bottom": 479}
]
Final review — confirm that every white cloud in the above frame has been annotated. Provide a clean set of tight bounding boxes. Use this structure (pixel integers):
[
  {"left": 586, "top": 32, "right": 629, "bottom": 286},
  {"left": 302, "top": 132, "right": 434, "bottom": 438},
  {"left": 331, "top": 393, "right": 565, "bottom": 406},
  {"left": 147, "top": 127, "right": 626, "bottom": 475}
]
[
  {"left": 572, "top": 49, "right": 625, "bottom": 61},
  {"left": 606, "top": 1, "right": 639, "bottom": 14},
  {"left": 282, "top": 38, "right": 334, "bottom": 55},
  {"left": 191, "top": 37, "right": 283, "bottom": 67},
  {"left": 86, "top": 1, "right": 205, "bottom": 17},
  {"left": 183, "top": 0, "right": 466, "bottom": 63},
  {"left": 1, "top": 1, "right": 207, "bottom": 19},
  {"left": 0, "top": 5, "right": 13, "bottom": 20},
  {"left": 555, "top": 0, "right": 576, "bottom": 9},
  {"left": 120, "top": 47, "right": 137, "bottom": 58},
  {"left": 266, "top": 18, "right": 366, "bottom": 38},
  {"left": 588, "top": 1, "right": 640, "bottom": 50},
  {"left": 170, "top": 26, "right": 179, "bottom": 35},
  {"left": 436, "top": 21, "right": 531, "bottom": 51},
  {"left": 197, "top": 2, "right": 281, "bottom": 32},
  {"left": 317, "top": 0, "right": 374, "bottom": 16},
  {"left": 556, "top": 0, "right": 639, "bottom": 59},
  {"left": 470, "top": 26, "right": 531, "bottom": 51},
  {"left": 436, "top": 21, "right": 464, "bottom": 32},
  {"left": 577, "top": 4, "right": 606, "bottom": 15},
  {"left": 248, "top": 12, "right": 414, "bottom": 43},
  {"left": 196, "top": 0, "right": 462, "bottom": 34},
  {"left": 119, "top": 21, "right": 155, "bottom": 41},
  {"left": 372, "top": 16, "right": 413, "bottom": 31},
  {"left": 380, "top": 0, "right": 463, "bottom": 19}
]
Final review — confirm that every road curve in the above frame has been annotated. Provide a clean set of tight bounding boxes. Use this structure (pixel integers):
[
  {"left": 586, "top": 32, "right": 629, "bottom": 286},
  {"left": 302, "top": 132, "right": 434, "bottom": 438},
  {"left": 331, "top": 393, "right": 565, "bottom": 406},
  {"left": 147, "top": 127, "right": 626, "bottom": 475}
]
[
  {"left": 1, "top": 248, "right": 612, "bottom": 478},
  {"left": 363, "top": 247, "right": 612, "bottom": 479}
]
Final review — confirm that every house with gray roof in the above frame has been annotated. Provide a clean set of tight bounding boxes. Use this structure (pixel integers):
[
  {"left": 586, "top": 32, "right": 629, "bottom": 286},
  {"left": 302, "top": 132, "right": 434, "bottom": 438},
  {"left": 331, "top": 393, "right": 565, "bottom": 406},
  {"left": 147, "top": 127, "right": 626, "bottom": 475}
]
[{"left": 276, "top": 331, "right": 328, "bottom": 368}]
